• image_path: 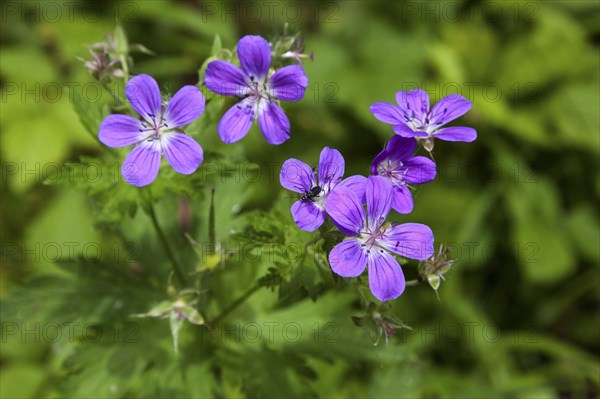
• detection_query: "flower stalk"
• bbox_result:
[210,284,262,324]
[146,197,188,287]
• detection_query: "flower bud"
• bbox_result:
[418,244,455,296]
[420,137,435,152]
[353,302,411,346]
[81,39,123,81]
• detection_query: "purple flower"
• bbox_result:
[371,136,436,214]
[280,147,367,232]
[205,35,308,145]
[370,89,476,151]
[326,176,434,302]
[99,74,205,187]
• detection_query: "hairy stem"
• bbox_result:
[405,279,422,287]
[120,54,130,82]
[211,284,262,324]
[147,199,187,287]
[208,187,216,252]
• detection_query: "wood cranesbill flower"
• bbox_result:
[326,176,434,302]
[370,89,477,151]
[371,135,436,214]
[99,74,205,187]
[204,35,308,145]
[280,147,366,232]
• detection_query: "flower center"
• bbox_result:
[140,113,170,140]
[377,159,408,186]
[247,75,270,102]
[405,112,443,134]
[358,226,389,255]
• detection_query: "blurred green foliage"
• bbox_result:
[1,1,599,398]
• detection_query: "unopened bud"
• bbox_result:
[418,244,455,295]
[421,137,434,152]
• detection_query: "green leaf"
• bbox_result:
[70,88,109,139]
[129,43,155,55]
[549,82,600,154]
[211,34,222,55]
[0,364,46,399]
[506,181,575,283]
[113,25,129,56]
[565,205,600,261]
[45,156,140,226]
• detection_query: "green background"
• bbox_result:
[1,0,598,398]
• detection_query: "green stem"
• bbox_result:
[211,284,261,324]
[208,187,216,252]
[120,54,130,82]
[354,284,369,306]
[304,233,321,248]
[147,199,187,287]
[405,279,421,287]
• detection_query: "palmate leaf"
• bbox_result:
[44,156,139,226]
[60,314,216,398]
[2,254,190,397]
[70,88,111,140]
[256,267,284,290]
[208,292,417,398]
[11,259,158,324]
[229,210,285,246]
[45,154,211,227]
[214,344,317,399]
[59,319,177,398]
[228,202,331,303]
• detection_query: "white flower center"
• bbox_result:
[404,111,443,135]
[357,226,390,255]
[140,113,170,141]
[377,159,408,186]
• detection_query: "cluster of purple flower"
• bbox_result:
[97,33,476,303]
[99,35,307,186]
[280,89,476,302]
